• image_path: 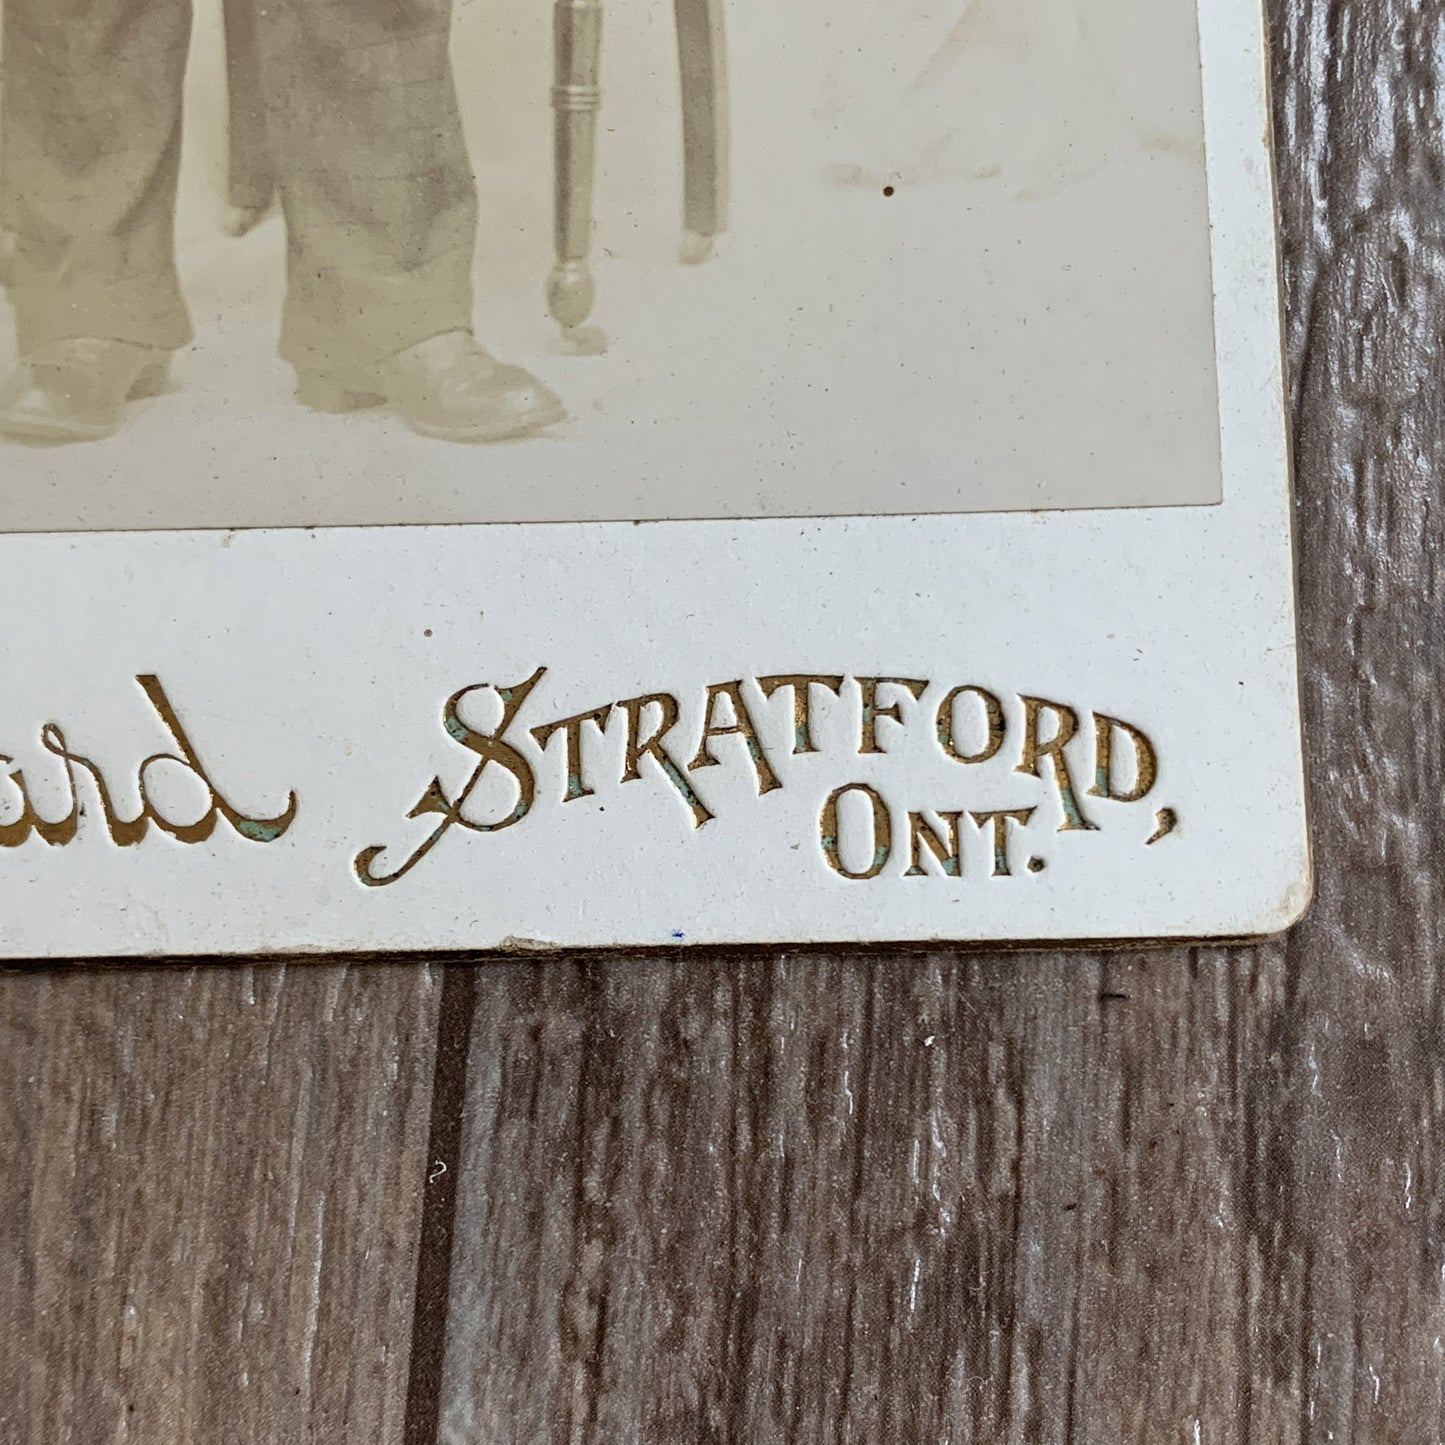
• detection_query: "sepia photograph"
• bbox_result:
[0,0,1220,531]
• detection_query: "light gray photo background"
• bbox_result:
[0,0,1220,532]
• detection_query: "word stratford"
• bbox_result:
[356,668,1167,887]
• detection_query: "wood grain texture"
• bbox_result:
[0,964,441,1445]
[432,3,1445,1440]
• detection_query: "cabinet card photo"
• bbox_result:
[0,0,1308,959]
[1,0,1217,530]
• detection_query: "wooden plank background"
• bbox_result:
[0,966,443,1444]
[4,0,1443,1439]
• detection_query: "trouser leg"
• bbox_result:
[223,0,274,212]
[252,0,479,372]
[2,0,194,355]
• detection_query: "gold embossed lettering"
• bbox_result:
[619,693,714,828]
[936,685,1006,765]
[531,704,613,802]
[757,674,845,754]
[820,782,892,880]
[905,811,963,877]
[856,677,928,755]
[41,725,149,845]
[355,668,543,887]
[133,676,297,845]
[29,677,297,850]
[688,681,782,795]
[0,758,42,848]
[969,807,1036,877]
[1087,713,1159,803]
[1015,696,1098,832]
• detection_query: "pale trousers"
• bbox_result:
[1,0,478,369]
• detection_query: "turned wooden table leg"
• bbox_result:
[549,0,605,349]
[674,0,729,264]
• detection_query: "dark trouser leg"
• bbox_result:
[223,0,274,213]
[252,0,478,373]
[2,0,194,356]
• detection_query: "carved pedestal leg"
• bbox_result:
[674,0,729,264]
[549,0,606,352]
[221,0,274,237]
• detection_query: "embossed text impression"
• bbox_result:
[355,669,1174,887]
[0,671,1173,891]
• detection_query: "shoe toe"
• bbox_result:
[0,367,118,445]
[401,362,566,443]
[492,365,567,431]
[0,341,162,445]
